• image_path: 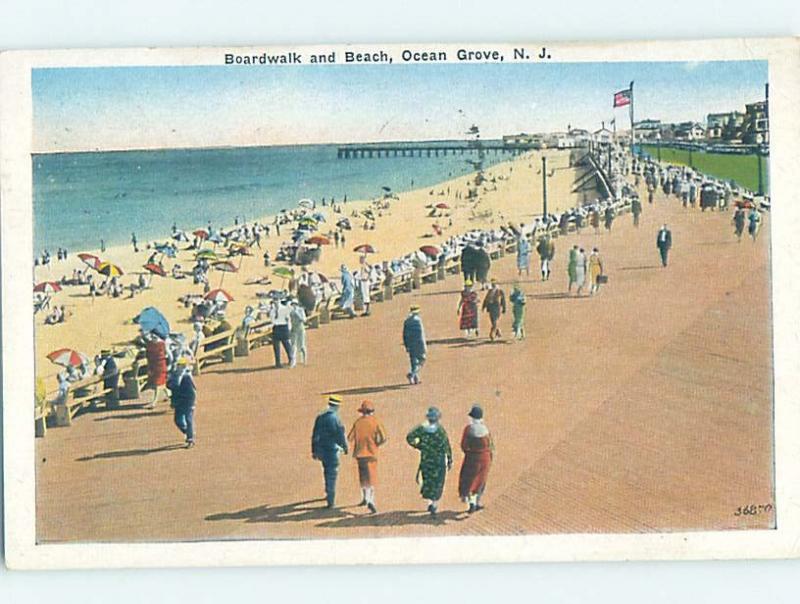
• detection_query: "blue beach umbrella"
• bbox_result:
[134,306,171,339]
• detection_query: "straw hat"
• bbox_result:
[410,304,420,313]
[328,394,343,406]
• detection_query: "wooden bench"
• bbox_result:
[195,328,236,374]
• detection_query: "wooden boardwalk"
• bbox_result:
[35,189,774,542]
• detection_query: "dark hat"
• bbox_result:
[468,405,484,419]
[426,406,441,420]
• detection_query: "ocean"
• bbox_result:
[32,142,506,254]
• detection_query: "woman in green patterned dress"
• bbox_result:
[406,406,453,516]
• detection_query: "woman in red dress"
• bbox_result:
[458,404,494,513]
[145,334,168,409]
[456,280,479,337]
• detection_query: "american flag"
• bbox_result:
[613,88,632,108]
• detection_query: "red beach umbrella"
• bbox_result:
[193,229,209,240]
[306,235,331,246]
[143,263,166,277]
[204,288,234,303]
[78,253,101,270]
[47,348,89,368]
[419,245,440,258]
[33,281,62,294]
[353,244,376,254]
[435,202,450,209]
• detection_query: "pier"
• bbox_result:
[336,143,538,159]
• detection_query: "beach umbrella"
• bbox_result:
[214,260,238,273]
[193,229,209,240]
[195,249,218,261]
[213,260,238,286]
[298,198,315,209]
[419,245,440,258]
[298,217,318,229]
[97,262,124,278]
[204,288,234,303]
[272,266,294,279]
[47,348,89,368]
[143,263,166,277]
[78,252,101,270]
[336,218,352,230]
[312,212,327,223]
[353,244,376,254]
[172,230,189,242]
[33,281,62,294]
[435,202,450,210]
[382,186,392,192]
[134,306,171,339]
[306,235,330,246]
[207,232,224,245]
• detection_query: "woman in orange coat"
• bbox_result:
[458,404,494,514]
[347,400,387,514]
[145,333,168,409]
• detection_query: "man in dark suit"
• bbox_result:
[656,224,672,267]
[311,395,348,508]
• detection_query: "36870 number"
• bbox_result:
[734,504,773,516]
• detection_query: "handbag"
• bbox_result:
[597,274,609,284]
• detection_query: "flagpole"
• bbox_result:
[629,80,635,152]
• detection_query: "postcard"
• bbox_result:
[2,38,800,569]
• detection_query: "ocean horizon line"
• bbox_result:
[32,136,509,157]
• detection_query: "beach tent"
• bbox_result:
[204,288,234,303]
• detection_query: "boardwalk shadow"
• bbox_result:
[94,410,168,422]
[205,498,349,524]
[619,265,662,271]
[323,383,411,396]
[206,365,281,376]
[315,509,466,529]
[427,337,472,346]
[76,443,186,461]
[528,292,580,300]
[452,339,513,349]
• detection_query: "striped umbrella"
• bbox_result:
[33,281,62,294]
[97,262,124,277]
[47,348,89,368]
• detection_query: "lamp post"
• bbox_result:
[656,133,662,163]
[757,149,764,197]
[541,155,548,218]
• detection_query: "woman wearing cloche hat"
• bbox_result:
[347,400,387,514]
[458,404,494,514]
[406,406,453,516]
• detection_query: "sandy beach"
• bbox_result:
[34,149,584,385]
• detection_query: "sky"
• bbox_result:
[31,60,768,153]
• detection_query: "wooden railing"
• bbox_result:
[36,198,633,436]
